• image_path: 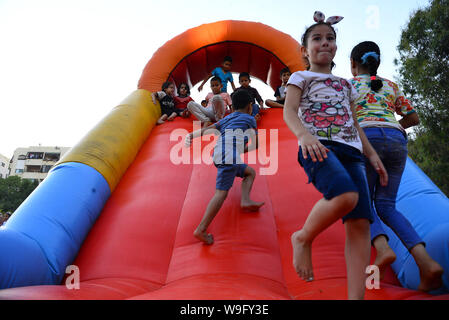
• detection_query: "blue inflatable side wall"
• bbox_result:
[0,162,110,289]
[387,158,449,294]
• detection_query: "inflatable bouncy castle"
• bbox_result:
[0,20,448,300]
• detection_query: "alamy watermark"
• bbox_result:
[169,121,279,176]
[65,265,80,290]
[366,5,380,30]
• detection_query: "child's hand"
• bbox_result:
[152,95,158,105]
[198,84,203,92]
[299,133,329,162]
[185,133,193,148]
[368,154,389,187]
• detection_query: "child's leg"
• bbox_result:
[344,218,371,300]
[372,234,396,280]
[187,101,212,123]
[240,166,264,211]
[291,192,358,281]
[265,99,284,108]
[211,95,225,121]
[410,244,444,292]
[157,114,168,124]
[194,189,228,245]
[167,112,177,121]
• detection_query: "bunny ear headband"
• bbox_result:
[313,11,344,25]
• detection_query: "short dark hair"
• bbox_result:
[239,72,250,80]
[232,89,252,110]
[280,67,291,77]
[210,76,222,84]
[201,100,207,105]
[161,81,173,91]
[223,56,232,63]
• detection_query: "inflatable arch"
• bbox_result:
[0,20,448,300]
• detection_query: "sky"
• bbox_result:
[0,0,430,159]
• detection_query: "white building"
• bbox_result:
[9,146,71,183]
[0,153,10,179]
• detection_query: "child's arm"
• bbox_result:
[198,73,212,92]
[230,81,236,92]
[283,85,329,162]
[151,92,158,105]
[244,129,258,153]
[351,102,388,186]
[398,112,419,130]
[185,123,217,147]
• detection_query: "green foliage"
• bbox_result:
[396,0,449,195]
[0,176,39,213]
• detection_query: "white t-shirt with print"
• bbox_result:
[287,70,363,152]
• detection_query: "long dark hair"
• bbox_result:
[351,41,383,92]
[301,22,337,71]
[178,82,190,97]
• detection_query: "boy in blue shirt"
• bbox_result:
[185,90,264,245]
[198,56,236,93]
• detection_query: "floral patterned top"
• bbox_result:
[288,71,362,152]
[350,75,416,131]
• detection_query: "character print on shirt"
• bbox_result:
[302,78,357,141]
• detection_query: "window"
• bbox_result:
[1,162,4,167]
[41,165,52,173]
[15,169,24,174]
[27,152,44,160]
[25,165,41,173]
[43,153,60,161]
[18,155,26,160]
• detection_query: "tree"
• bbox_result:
[0,176,39,213]
[396,0,449,195]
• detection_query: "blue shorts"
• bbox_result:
[215,163,248,191]
[298,140,374,223]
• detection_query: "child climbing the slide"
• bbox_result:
[350,41,444,292]
[185,90,265,245]
[198,56,236,93]
[174,82,193,118]
[283,11,388,300]
[232,72,264,121]
[187,77,232,127]
[152,81,181,125]
[266,67,291,108]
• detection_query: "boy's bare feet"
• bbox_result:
[194,228,214,245]
[374,246,396,280]
[156,119,165,125]
[291,230,314,282]
[203,121,212,128]
[241,200,264,212]
[418,261,444,292]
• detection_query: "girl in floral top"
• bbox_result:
[350,41,443,292]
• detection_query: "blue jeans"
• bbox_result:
[252,104,260,117]
[364,127,424,251]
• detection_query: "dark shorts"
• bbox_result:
[215,163,248,191]
[161,106,181,117]
[298,140,374,223]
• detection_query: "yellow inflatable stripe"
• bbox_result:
[57,89,160,191]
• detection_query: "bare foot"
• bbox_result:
[203,121,212,128]
[291,230,314,281]
[241,200,264,212]
[156,119,165,125]
[418,261,444,292]
[374,247,396,280]
[194,228,214,245]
